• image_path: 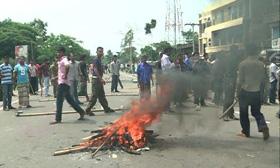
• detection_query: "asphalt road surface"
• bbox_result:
[0,73,279,168]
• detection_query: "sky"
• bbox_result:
[0,0,210,54]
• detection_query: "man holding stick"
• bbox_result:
[237,44,269,140]
[50,47,85,124]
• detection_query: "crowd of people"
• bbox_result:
[136,44,280,141]
[0,44,279,140]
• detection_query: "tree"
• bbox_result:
[0,19,37,59]
[145,19,157,34]
[140,45,158,61]
[120,29,137,63]
[104,50,114,65]
[152,41,172,53]
[36,34,89,62]
[181,29,199,45]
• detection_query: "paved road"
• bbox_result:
[0,73,279,168]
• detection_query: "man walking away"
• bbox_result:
[68,53,82,104]
[50,56,58,98]
[269,57,279,104]
[29,60,38,95]
[137,55,154,100]
[237,44,269,140]
[41,59,51,97]
[110,55,121,92]
[0,56,15,111]
[85,47,115,116]
[78,54,89,102]
[50,47,85,124]
[13,56,31,109]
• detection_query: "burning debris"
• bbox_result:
[54,76,172,157]
[54,98,167,157]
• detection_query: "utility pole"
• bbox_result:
[185,23,200,53]
[173,0,177,46]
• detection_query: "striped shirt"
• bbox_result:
[0,63,13,84]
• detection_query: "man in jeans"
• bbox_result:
[85,47,115,116]
[110,55,120,92]
[68,53,82,104]
[0,56,15,111]
[237,45,269,140]
[50,47,85,124]
[269,57,279,104]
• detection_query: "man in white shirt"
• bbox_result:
[110,55,121,92]
[68,53,82,104]
[269,57,279,104]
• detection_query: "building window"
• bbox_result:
[272,26,280,39]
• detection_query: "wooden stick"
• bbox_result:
[218,99,239,119]
[91,129,119,158]
[39,94,139,102]
[16,108,127,117]
[53,146,88,156]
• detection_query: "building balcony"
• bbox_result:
[203,0,237,13]
[205,43,243,53]
[204,17,243,33]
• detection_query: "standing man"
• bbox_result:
[68,53,82,104]
[110,55,121,92]
[50,56,58,98]
[41,59,51,97]
[192,56,210,109]
[269,57,279,104]
[223,46,240,121]
[29,60,38,95]
[78,54,89,102]
[85,47,115,116]
[237,45,269,140]
[13,56,31,109]
[211,53,225,106]
[137,55,154,100]
[0,56,15,111]
[50,47,85,124]
[160,48,174,112]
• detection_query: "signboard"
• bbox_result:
[15,45,28,58]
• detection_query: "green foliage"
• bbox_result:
[145,19,157,34]
[104,50,114,65]
[181,29,199,44]
[37,34,89,63]
[140,45,158,61]
[0,19,37,59]
[152,41,172,53]
[120,29,137,63]
[0,19,89,63]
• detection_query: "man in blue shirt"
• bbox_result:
[137,55,154,100]
[13,56,31,109]
[0,56,15,111]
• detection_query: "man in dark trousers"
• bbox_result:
[50,47,85,124]
[137,55,154,100]
[223,46,240,121]
[192,56,210,109]
[237,44,269,140]
[110,55,120,92]
[85,47,115,116]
